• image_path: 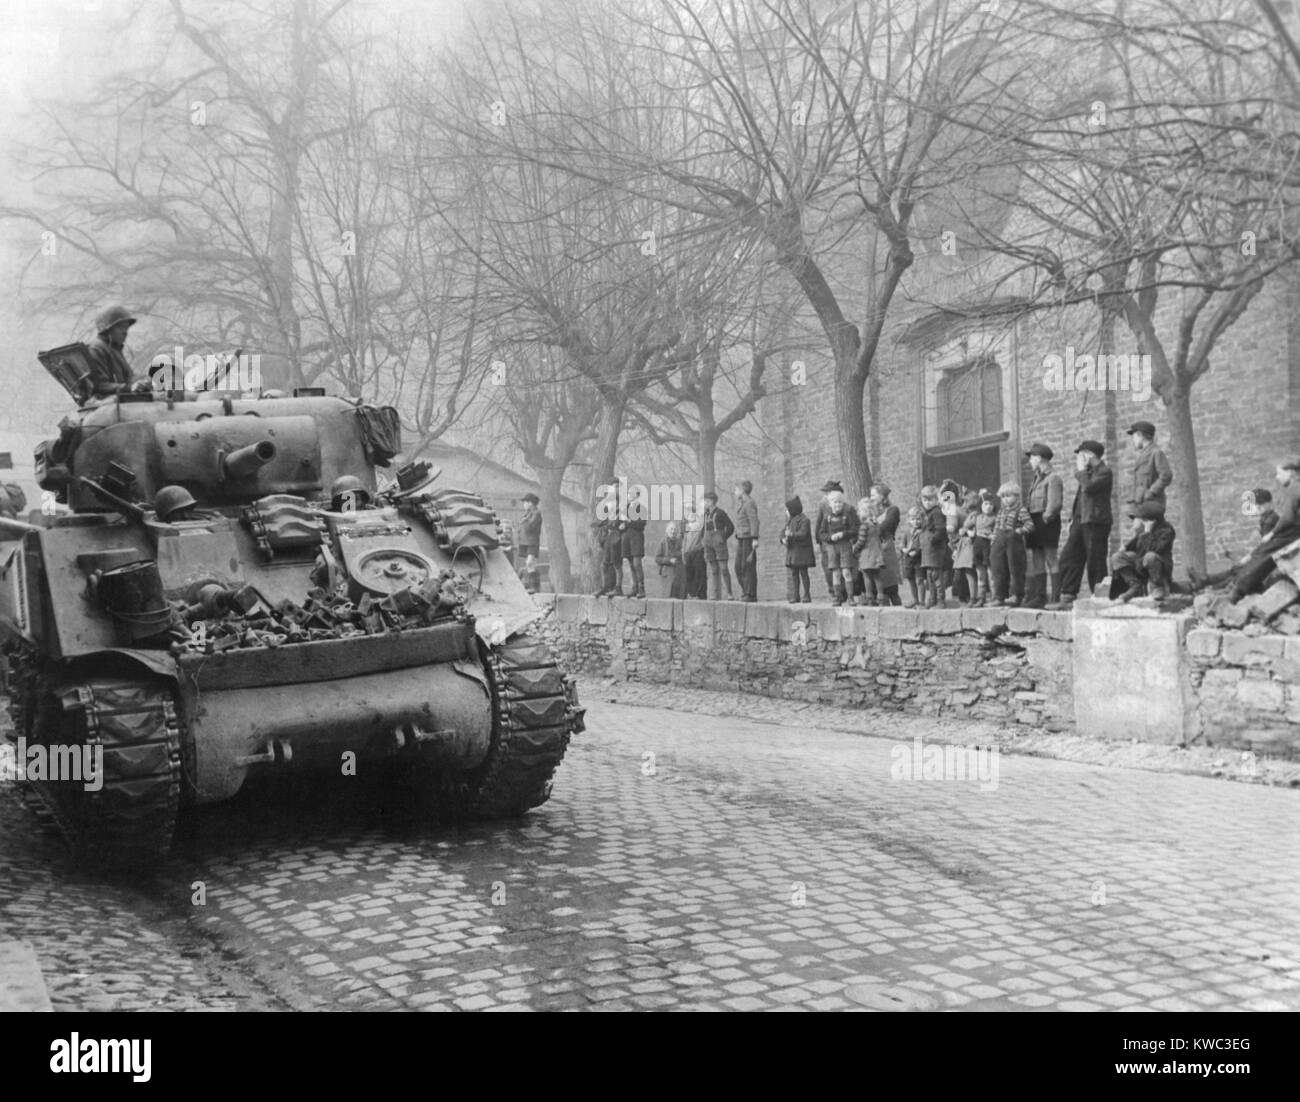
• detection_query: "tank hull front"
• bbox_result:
[181,659,494,804]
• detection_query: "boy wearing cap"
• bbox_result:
[517,493,543,562]
[1024,444,1063,608]
[1048,440,1113,609]
[1110,501,1176,601]
[1230,458,1300,602]
[1124,421,1173,512]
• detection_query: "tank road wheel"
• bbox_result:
[26,673,183,871]
[445,633,584,819]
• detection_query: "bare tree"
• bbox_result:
[951,0,1299,570]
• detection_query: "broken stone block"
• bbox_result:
[1254,578,1300,622]
[1272,609,1300,635]
[1214,599,1250,629]
[1272,537,1300,584]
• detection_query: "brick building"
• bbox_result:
[751,266,1300,601]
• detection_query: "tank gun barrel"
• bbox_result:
[221,440,277,481]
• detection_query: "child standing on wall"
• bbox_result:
[989,482,1035,606]
[952,492,980,607]
[918,486,948,608]
[901,505,925,607]
[971,489,997,607]
[779,495,815,604]
[853,495,885,605]
[819,490,859,606]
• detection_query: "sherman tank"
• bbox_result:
[0,349,584,869]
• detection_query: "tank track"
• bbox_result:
[5,648,182,869]
[445,632,585,818]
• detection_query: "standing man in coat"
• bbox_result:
[1048,440,1114,609]
[1124,420,1173,513]
[1024,444,1064,608]
[733,480,760,602]
[517,493,543,562]
[701,491,735,601]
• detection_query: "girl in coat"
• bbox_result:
[779,495,815,603]
[868,484,902,605]
[852,495,885,604]
[952,492,980,606]
[819,490,860,606]
[918,485,948,607]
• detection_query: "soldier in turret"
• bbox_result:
[83,306,138,400]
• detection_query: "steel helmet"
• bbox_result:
[154,485,196,520]
[330,475,370,509]
[94,305,137,334]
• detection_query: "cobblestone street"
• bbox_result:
[2,691,1299,1012]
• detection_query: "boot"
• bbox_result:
[1046,593,1076,611]
[1023,575,1046,610]
[833,581,847,606]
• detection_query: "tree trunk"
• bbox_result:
[835,359,874,499]
[696,429,717,494]
[1165,381,1207,574]
[535,465,572,593]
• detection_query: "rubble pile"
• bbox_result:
[168,570,471,655]
[1193,545,1300,635]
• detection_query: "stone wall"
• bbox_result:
[537,596,1300,758]
[543,596,1074,732]
[1185,627,1300,757]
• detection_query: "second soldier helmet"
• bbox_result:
[330,475,370,508]
[154,485,196,520]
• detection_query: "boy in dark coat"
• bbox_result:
[619,487,647,598]
[1110,501,1176,601]
[918,485,948,608]
[1049,440,1114,609]
[779,495,815,603]
[900,506,925,607]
